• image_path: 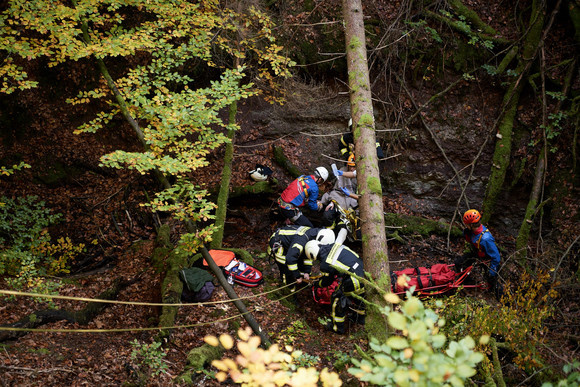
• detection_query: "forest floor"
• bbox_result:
[1,88,578,387]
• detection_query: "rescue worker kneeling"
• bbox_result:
[268,226,336,304]
[305,240,365,334]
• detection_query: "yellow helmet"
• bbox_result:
[347,153,356,167]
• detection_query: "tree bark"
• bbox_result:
[76,8,270,346]
[342,0,390,341]
[211,101,237,249]
[482,0,546,223]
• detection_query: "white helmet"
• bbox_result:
[249,164,273,182]
[249,169,268,181]
[305,240,320,260]
[348,118,353,129]
[314,167,329,183]
[316,229,335,245]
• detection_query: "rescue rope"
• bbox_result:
[0,283,310,334]
[0,280,297,307]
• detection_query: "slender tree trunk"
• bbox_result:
[76,6,270,346]
[211,101,237,249]
[482,0,546,223]
[342,0,390,341]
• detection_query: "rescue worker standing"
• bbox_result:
[268,226,335,302]
[339,119,384,160]
[454,209,503,298]
[278,167,329,227]
[305,240,365,334]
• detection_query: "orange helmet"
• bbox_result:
[463,209,481,224]
[347,153,356,167]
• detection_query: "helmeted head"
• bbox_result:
[463,209,481,225]
[316,228,335,245]
[305,240,320,261]
[314,167,329,183]
[347,153,356,167]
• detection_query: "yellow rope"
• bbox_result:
[0,284,309,334]
[0,281,296,307]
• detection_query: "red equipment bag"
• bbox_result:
[312,277,340,305]
[223,259,264,287]
[391,263,456,293]
[204,249,264,287]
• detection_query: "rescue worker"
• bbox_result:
[278,167,329,227]
[322,153,359,211]
[268,226,335,301]
[339,118,384,160]
[321,153,359,243]
[305,240,365,334]
[454,209,503,298]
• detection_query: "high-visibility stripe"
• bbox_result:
[298,177,309,198]
[291,243,304,253]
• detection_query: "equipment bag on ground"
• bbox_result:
[204,249,264,287]
[179,267,216,302]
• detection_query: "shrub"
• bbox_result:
[129,339,169,384]
[0,195,85,301]
[204,327,342,386]
[348,291,485,386]
[429,271,557,371]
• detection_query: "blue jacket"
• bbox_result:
[280,175,320,211]
[464,225,501,277]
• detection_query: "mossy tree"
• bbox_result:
[0,0,273,343]
[482,0,546,222]
[342,0,390,341]
[210,2,293,249]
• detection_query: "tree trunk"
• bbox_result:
[482,0,546,223]
[78,12,269,345]
[342,0,390,341]
[211,101,237,249]
[0,279,126,342]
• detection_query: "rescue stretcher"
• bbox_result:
[390,262,490,297]
[312,261,490,304]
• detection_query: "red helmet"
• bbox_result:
[463,209,481,224]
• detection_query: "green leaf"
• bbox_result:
[386,337,409,350]
[388,311,407,331]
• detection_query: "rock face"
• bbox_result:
[238,84,526,237]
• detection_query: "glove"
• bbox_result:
[341,187,351,196]
[335,169,344,176]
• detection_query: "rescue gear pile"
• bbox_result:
[203,249,263,287]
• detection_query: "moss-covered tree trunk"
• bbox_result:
[210,101,237,249]
[342,0,390,341]
[515,151,545,265]
[482,0,546,223]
